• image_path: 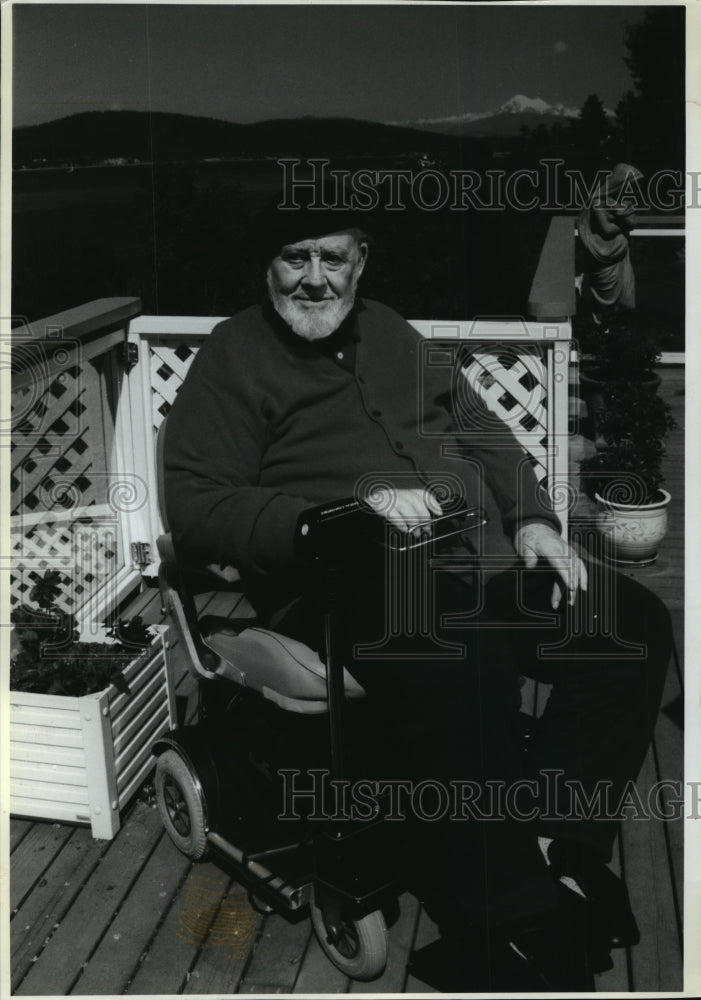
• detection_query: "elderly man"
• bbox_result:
[164,207,670,989]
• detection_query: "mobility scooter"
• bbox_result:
[151,421,486,980]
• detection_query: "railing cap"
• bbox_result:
[12,297,142,343]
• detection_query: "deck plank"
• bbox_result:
[11,828,111,992]
[15,802,163,996]
[69,832,191,995]
[404,906,441,993]
[10,819,34,853]
[292,929,351,993]
[237,910,312,993]
[10,822,76,912]
[652,660,684,920]
[182,881,262,995]
[621,747,683,992]
[124,862,232,995]
[591,836,631,992]
[669,607,684,688]
[124,586,164,625]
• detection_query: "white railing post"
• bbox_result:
[80,689,120,839]
[547,325,573,536]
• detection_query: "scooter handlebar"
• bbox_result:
[295,495,487,564]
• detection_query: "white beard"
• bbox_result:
[267,272,359,342]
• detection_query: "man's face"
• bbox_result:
[266,230,367,341]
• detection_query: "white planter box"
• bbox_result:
[9,626,175,839]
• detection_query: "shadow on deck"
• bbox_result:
[8,370,684,995]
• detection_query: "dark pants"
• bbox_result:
[277,556,672,925]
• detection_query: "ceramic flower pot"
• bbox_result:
[594,488,671,565]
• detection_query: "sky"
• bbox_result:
[11,2,649,128]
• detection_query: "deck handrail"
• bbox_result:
[11,297,142,391]
[628,213,685,236]
[12,296,142,343]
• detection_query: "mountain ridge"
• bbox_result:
[387,93,615,136]
[13,109,457,167]
[12,97,615,168]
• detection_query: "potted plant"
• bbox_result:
[9,571,175,839]
[576,314,677,564]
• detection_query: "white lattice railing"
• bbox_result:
[128,311,573,566]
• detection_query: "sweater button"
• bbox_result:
[395,440,404,450]
[372,409,383,417]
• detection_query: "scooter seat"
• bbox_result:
[202,625,366,714]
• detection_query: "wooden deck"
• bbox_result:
[7,369,684,995]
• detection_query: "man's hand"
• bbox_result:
[364,486,443,535]
[514,522,588,609]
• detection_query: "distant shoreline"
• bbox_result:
[13,157,285,173]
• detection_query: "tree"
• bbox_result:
[619,8,685,171]
[570,93,612,153]
[614,90,642,164]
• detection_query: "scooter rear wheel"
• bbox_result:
[155,749,208,859]
[310,888,387,981]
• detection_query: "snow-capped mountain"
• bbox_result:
[387,94,612,137]
[498,94,581,118]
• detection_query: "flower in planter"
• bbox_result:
[579,378,676,504]
[576,313,661,380]
[29,570,64,609]
[10,570,156,698]
[575,308,677,506]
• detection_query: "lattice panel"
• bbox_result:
[147,339,551,480]
[150,341,200,431]
[10,513,119,616]
[11,350,123,617]
[10,364,99,516]
[460,346,549,480]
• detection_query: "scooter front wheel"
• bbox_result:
[155,749,209,860]
[310,888,387,981]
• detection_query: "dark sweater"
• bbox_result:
[164,298,557,619]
